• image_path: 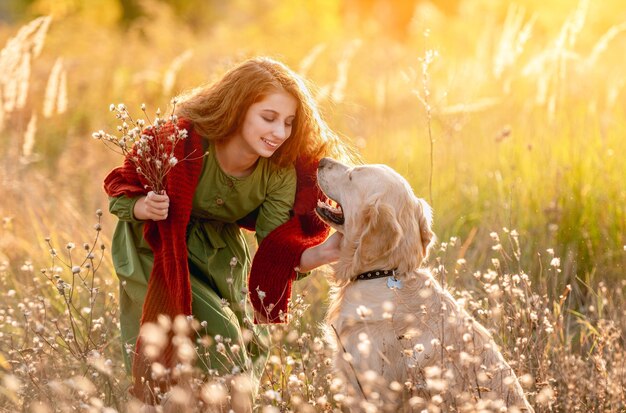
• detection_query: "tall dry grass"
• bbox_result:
[0,0,624,411]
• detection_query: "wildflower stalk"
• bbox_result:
[415,49,439,208]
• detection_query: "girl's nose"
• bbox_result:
[273,123,287,140]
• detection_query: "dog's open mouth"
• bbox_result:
[316,198,344,225]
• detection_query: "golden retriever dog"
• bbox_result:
[316,158,534,412]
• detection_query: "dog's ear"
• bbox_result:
[355,198,403,263]
[415,197,434,258]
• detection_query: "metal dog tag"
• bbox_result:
[387,276,402,290]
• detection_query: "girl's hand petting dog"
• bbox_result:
[318,231,343,262]
[297,231,343,273]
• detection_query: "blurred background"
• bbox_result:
[1,1,625,410]
[1,0,625,319]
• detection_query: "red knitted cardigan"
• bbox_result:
[103,119,329,399]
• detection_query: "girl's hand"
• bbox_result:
[317,231,342,263]
[297,231,343,273]
[133,191,169,221]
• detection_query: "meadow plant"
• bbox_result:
[414,47,439,208]
[92,102,196,194]
[0,16,57,178]
[429,229,625,412]
[0,210,125,411]
[0,215,624,412]
[253,228,624,412]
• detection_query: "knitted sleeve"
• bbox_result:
[248,156,329,323]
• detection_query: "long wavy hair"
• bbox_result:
[174,56,358,168]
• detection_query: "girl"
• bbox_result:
[104,56,357,403]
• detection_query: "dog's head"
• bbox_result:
[316,157,435,279]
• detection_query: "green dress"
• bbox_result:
[108,142,296,385]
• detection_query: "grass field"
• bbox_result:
[0,0,624,411]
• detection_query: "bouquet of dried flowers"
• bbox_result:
[92,99,190,193]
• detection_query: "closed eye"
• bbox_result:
[263,117,294,128]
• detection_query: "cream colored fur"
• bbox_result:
[316,158,534,412]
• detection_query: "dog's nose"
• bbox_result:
[318,157,331,170]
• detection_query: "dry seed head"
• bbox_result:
[536,386,555,404]
[430,394,443,405]
[21,113,37,160]
[65,376,97,396]
[157,314,172,331]
[357,340,371,356]
[168,386,192,406]
[140,322,167,349]
[503,375,516,386]
[356,305,372,319]
[263,389,280,401]
[200,381,228,405]
[172,314,190,336]
[43,57,67,118]
[3,76,18,113]
[163,50,193,96]
[424,365,442,379]
[150,362,166,380]
[57,69,68,115]
[175,340,195,364]
[15,53,31,110]
[426,378,447,392]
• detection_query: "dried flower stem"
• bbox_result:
[415,49,438,208]
[93,100,194,193]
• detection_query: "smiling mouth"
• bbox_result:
[316,198,344,225]
[261,137,279,148]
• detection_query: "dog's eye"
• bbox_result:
[348,171,353,181]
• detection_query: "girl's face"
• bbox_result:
[236,90,298,158]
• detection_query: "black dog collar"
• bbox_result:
[354,269,397,281]
[354,269,402,289]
